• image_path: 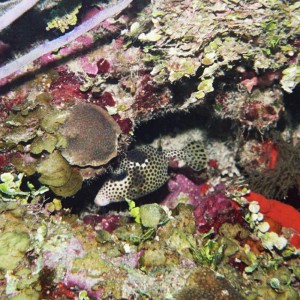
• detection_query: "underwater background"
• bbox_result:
[0,0,300,299]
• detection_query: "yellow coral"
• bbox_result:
[46,4,82,33]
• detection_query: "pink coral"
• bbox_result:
[163,175,242,233]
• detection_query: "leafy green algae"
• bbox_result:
[130,0,300,104]
[0,231,30,271]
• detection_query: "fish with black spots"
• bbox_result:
[95,141,207,206]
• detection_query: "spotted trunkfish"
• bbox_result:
[95,141,207,206]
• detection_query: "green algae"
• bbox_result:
[139,203,168,228]
[280,65,300,93]
[0,231,30,271]
[0,173,26,199]
[30,133,58,155]
[46,0,82,33]
[37,151,72,187]
[9,288,40,300]
[35,151,82,197]
[71,251,111,277]
[50,168,82,197]
[40,110,67,134]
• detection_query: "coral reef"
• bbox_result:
[0,0,300,299]
[0,182,300,299]
[0,97,123,196]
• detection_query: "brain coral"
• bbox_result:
[60,103,121,167]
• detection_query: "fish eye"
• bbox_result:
[111,170,128,181]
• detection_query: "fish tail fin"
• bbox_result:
[182,141,207,171]
[165,149,185,160]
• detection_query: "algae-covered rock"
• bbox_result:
[11,155,38,176]
[96,229,113,244]
[166,228,196,255]
[3,126,38,144]
[3,97,52,145]
[113,223,143,242]
[172,203,196,234]
[139,249,167,267]
[71,251,112,277]
[15,268,40,290]
[176,266,245,300]
[0,231,30,271]
[219,223,249,240]
[221,237,240,257]
[139,203,168,228]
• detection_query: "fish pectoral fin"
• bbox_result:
[131,170,146,188]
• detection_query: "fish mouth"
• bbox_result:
[94,194,111,206]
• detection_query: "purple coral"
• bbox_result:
[163,174,242,233]
[162,174,202,208]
